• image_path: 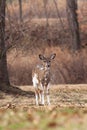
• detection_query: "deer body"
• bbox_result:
[32,54,56,105]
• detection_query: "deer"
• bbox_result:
[32,53,56,105]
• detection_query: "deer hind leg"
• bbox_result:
[38,84,45,105]
[32,74,39,105]
[35,91,39,105]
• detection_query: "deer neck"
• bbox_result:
[43,67,50,79]
[42,65,50,72]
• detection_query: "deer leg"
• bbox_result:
[41,91,45,105]
[46,89,50,105]
[39,92,42,103]
[35,91,39,105]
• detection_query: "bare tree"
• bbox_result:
[66,0,81,51]
[43,0,49,42]
[18,0,23,23]
[53,0,65,32]
[0,0,10,89]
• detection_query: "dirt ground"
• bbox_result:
[0,84,87,109]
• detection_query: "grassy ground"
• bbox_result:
[0,84,87,130]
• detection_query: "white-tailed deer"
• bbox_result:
[32,53,56,105]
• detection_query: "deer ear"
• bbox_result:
[39,54,45,60]
[50,53,56,60]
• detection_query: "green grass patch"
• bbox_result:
[0,107,87,130]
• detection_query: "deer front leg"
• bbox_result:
[46,89,50,105]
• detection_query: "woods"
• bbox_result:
[0,0,87,86]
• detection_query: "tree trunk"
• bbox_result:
[43,0,49,41]
[0,0,10,89]
[66,0,81,51]
[18,0,23,23]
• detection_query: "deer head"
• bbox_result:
[39,53,56,70]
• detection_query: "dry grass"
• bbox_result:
[7,47,87,85]
[0,84,87,108]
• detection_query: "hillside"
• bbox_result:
[0,84,87,130]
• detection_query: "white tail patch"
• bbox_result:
[32,73,39,87]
